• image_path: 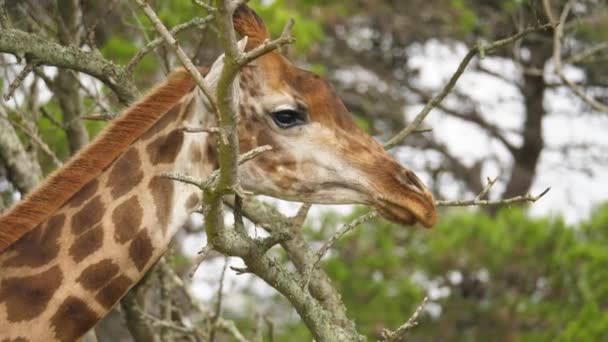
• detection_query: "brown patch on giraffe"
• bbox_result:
[3,214,64,268]
[76,259,120,291]
[107,147,144,199]
[238,103,246,116]
[247,104,257,115]
[256,129,277,149]
[71,196,104,235]
[239,136,254,152]
[146,130,185,165]
[149,176,174,233]
[69,224,104,263]
[112,196,143,244]
[50,296,99,342]
[140,104,181,141]
[185,193,200,210]
[255,153,276,173]
[206,143,218,170]
[0,265,63,322]
[68,179,99,208]
[248,85,260,97]
[274,172,299,190]
[129,229,153,271]
[190,143,203,163]
[0,68,208,252]
[95,274,131,309]
[1,338,29,342]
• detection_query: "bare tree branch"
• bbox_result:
[381,297,429,342]
[543,0,608,113]
[384,22,555,149]
[0,28,138,104]
[125,15,215,75]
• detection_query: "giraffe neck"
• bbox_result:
[0,88,218,341]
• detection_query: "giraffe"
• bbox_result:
[0,5,437,341]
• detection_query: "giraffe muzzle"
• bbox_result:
[373,169,438,228]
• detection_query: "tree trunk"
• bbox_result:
[502,40,553,199]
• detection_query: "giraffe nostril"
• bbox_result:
[396,169,426,194]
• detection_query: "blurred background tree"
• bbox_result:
[1,0,607,341]
[277,205,608,341]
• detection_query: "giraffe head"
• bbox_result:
[211,5,437,227]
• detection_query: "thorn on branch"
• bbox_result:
[230,265,252,275]
[255,230,292,254]
[474,177,498,201]
[188,244,214,277]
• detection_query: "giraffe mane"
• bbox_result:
[0,66,208,252]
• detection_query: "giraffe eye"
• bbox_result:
[271,109,307,129]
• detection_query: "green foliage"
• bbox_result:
[249,2,325,52]
[449,0,478,35]
[101,36,140,65]
[277,206,608,341]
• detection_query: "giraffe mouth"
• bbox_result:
[375,195,437,228]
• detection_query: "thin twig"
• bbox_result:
[159,259,250,341]
[543,0,608,113]
[474,177,497,201]
[158,262,174,341]
[0,0,11,29]
[300,211,379,289]
[133,0,218,113]
[380,297,428,341]
[182,126,220,134]
[215,320,251,342]
[384,23,554,149]
[209,257,229,342]
[0,108,62,167]
[3,63,36,101]
[192,0,217,13]
[161,145,272,190]
[126,15,215,74]
[436,187,551,207]
[565,42,608,65]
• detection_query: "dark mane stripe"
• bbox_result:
[0,67,207,252]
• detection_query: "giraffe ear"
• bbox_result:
[233,4,270,51]
[237,36,249,53]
